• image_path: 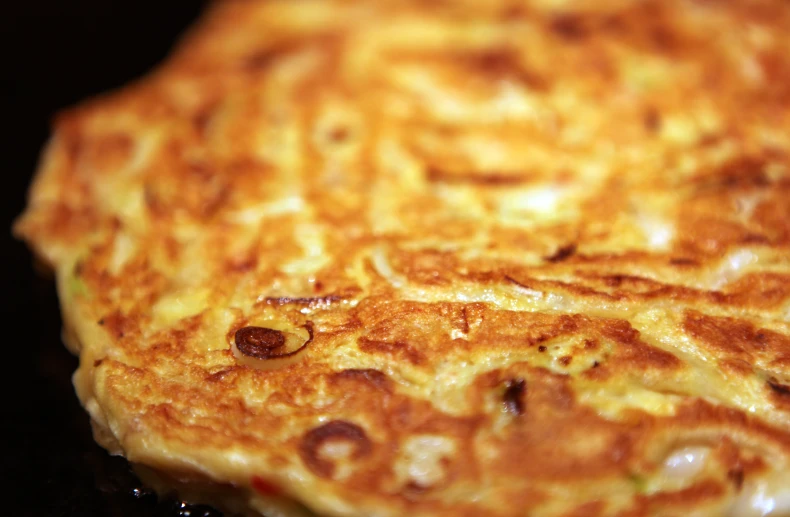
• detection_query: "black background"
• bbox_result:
[1,2,225,515]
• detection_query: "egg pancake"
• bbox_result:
[13,0,790,515]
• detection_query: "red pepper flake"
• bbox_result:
[251,475,282,497]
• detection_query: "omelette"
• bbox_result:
[13,0,790,515]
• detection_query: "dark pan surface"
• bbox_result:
[2,2,221,515]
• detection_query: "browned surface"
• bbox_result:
[14,0,790,515]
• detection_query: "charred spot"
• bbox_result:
[545,243,577,263]
[503,378,527,416]
[583,339,598,350]
[550,14,588,41]
[538,345,547,353]
[558,355,573,366]
[93,359,104,368]
[299,420,372,478]
[592,361,601,368]
[97,318,105,326]
[768,378,790,398]
[234,327,286,359]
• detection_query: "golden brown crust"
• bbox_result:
[14,0,790,515]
